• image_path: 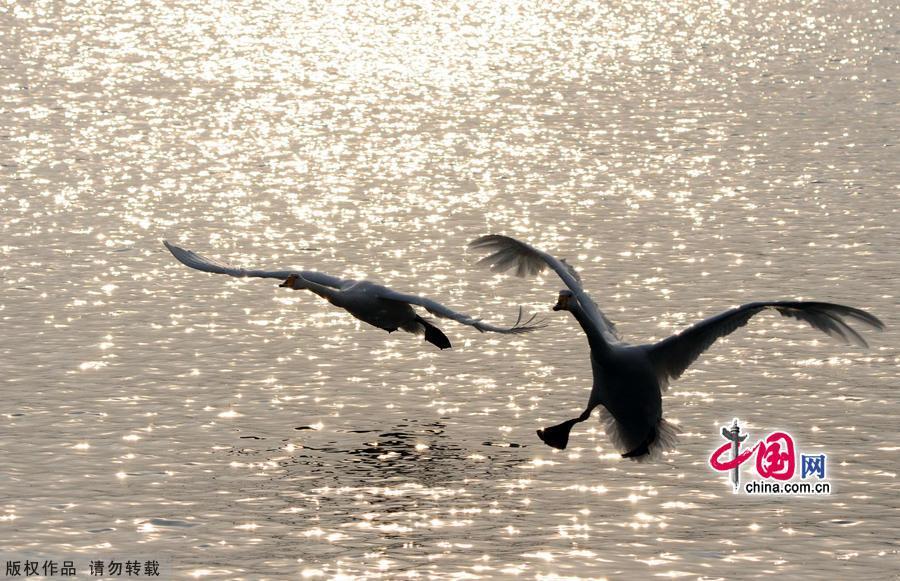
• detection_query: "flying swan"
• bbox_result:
[164,241,543,350]
[470,234,884,460]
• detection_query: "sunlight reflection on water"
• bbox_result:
[2,0,898,578]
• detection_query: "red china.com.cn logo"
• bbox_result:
[708,419,831,495]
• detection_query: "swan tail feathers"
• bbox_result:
[620,419,680,462]
[599,407,679,462]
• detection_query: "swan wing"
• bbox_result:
[376,288,545,334]
[648,301,884,384]
[468,234,620,342]
[163,240,348,288]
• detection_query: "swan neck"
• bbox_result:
[300,279,339,303]
[569,302,611,355]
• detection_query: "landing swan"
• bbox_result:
[470,234,884,460]
[164,241,543,350]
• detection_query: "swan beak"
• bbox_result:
[280,275,298,288]
[552,295,568,311]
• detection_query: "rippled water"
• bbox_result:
[2,0,898,578]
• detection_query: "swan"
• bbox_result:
[469,234,884,460]
[164,241,543,350]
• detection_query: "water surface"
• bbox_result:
[2,0,898,578]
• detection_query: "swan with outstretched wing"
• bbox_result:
[164,240,543,350]
[470,234,884,460]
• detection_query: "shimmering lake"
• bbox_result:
[2,0,898,578]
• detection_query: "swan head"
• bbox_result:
[279,274,300,289]
[553,290,575,311]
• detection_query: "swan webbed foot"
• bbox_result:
[621,442,651,459]
[537,418,580,450]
